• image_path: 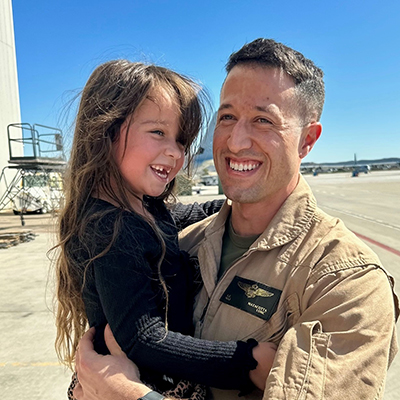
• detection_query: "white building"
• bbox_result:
[0,0,22,206]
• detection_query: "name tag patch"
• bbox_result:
[220,276,282,321]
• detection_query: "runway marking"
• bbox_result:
[0,362,62,367]
[321,205,400,232]
[352,232,400,257]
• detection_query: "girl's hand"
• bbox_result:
[249,342,278,390]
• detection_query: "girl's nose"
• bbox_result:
[165,139,183,159]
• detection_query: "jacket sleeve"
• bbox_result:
[91,236,257,391]
[263,265,398,400]
[170,199,225,231]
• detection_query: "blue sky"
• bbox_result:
[12,0,400,163]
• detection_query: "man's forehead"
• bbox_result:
[217,101,280,116]
[222,64,295,90]
[219,66,296,109]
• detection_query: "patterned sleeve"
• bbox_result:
[170,199,225,231]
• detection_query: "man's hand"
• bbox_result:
[73,325,152,400]
[249,342,277,390]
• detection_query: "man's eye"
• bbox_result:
[219,114,234,121]
[257,117,272,124]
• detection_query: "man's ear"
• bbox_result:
[299,122,322,159]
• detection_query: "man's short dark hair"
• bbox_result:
[226,38,325,122]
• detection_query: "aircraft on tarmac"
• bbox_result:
[301,154,400,175]
[351,154,370,176]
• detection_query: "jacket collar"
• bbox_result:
[205,175,317,250]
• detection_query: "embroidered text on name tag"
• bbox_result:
[220,276,282,321]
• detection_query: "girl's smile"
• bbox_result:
[150,164,173,180]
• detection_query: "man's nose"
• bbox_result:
[226,120,252,153]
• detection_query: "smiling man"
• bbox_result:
[212,64,321,234]
[74,39,399,400]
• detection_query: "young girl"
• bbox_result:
[55,60,274,399]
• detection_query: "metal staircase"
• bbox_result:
[0,123,66,225]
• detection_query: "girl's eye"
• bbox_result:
[151,130,164,136]
[177,141,185,151]
[175,134,186,150]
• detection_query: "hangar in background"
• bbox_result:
[0,0,22,205]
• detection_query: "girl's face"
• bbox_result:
[113,88,185,201]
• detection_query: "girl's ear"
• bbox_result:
[299,122,322,159]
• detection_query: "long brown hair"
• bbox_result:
[54,60,208,369]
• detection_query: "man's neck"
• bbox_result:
[230,202,277,237]
[230,178,299,237]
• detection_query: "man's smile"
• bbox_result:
[227,158,261,173]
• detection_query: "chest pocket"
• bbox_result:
[241,291,300,344]
[216,276,300,343]
[220,276,282,321]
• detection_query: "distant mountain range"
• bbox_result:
[195,112,216,164]
[301,157,400,167]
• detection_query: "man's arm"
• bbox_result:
[74,325,153,400]
[74,326,277,399]
[263,266,398,400]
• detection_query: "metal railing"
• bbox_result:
[7,123,66,163]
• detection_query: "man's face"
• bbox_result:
[213,65,313,205]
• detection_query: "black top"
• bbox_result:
[72,197,257,391]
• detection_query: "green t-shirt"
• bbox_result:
[218,214,260,280]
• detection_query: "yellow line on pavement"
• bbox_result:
[0,362,63,367]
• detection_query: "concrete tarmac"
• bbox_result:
[0,213,72,399]
[0,169,399,399]
[306,170,400,400]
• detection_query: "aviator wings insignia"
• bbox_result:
[238,282,274,299]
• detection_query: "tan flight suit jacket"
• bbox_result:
[179,176,399,400]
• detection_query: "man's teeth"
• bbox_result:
[229,161,259,172]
